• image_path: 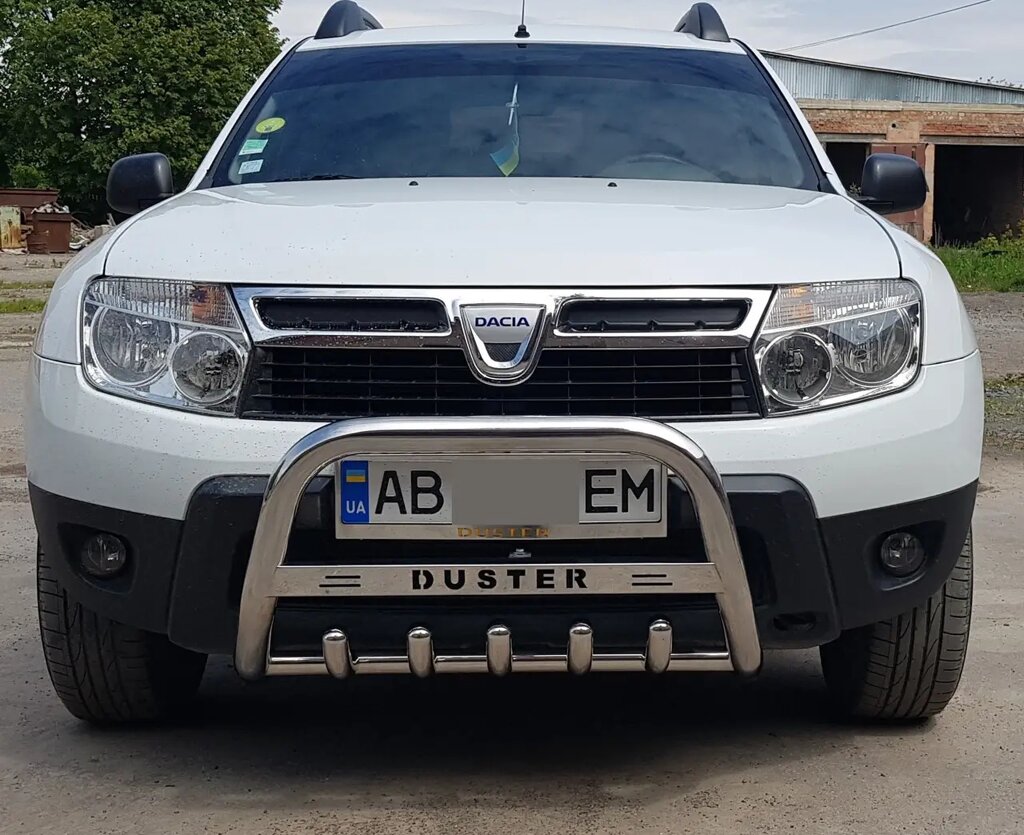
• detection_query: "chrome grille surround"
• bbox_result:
[233,287,772,420]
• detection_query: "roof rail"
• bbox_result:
[315,1,382,40]
[675,3,730,43]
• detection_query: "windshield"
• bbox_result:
[213,43,820,190]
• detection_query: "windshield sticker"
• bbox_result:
[238,159,264,175]
[490,83,521,177]
[239,139,268,156]
[255,117,286,135]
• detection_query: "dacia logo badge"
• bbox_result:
[459,303,546,385]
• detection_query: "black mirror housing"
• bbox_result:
[859,153,927,216]
[107,153,175,216]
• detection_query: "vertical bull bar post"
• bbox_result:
[235,416,762,680]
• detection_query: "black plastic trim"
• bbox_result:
[315,1,381,40]
[254,297,448,332]
[28,477,979,658]
[675,3,730,42]
[557,299,749,333]
[30,485,184,634]
[821,481,977,630]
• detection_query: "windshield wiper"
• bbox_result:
[267,173,363,183]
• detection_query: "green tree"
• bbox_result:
[0,1,281,216]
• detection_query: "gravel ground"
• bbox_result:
[0,252,73,285]
[963,293,1024,380]
[0,259,1021,833]
[0,439,1020,834]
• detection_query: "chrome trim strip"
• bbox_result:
[237,416,762,680]
[265,656,328,676]
[265,649,735,676]
[666,652,733,672]
[435,655,488,675]
[352,656,410,675]
[233,286,773,350]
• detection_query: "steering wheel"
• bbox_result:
[599,153,718,181]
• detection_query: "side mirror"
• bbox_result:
[858,153,927,216]
[106,153,175,216]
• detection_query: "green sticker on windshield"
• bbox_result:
[255,117,286,135]
[239,139,268,156]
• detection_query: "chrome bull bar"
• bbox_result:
[235,417,762,681]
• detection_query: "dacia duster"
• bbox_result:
[26,2,983,724]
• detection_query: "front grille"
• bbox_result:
[557,299,749,333]
[241,347,761,420]
[254,298,448,333]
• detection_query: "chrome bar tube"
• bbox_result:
[645,620,673,674]
[567,624,594,675]
[486,625,513,677]
[407,627,434,678]
[322,629,353,679]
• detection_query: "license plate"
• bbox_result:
[336,456,667,540]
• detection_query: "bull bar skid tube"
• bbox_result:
[234,416,762,681]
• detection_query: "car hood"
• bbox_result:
[105,179,900,287]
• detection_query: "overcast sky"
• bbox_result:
[273,0,1023,84]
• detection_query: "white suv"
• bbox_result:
[27,2,983,724]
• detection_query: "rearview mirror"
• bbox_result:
[107,153,175,216]
[858,153,927,216]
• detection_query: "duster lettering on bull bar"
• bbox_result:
[235,416,762,680]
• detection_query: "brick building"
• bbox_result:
[764,52,1024,244]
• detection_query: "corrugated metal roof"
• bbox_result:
[763,52,1024,106]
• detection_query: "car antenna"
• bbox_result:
[515,0,530,38]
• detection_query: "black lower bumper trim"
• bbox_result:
[28,477,977,657]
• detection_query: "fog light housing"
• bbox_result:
[879,532,925,577]
[81,534,128,578]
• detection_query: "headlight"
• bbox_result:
[755,280,921,415]
[83,278,250,414]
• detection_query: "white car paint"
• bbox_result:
[35,178,976,367]
[25,352,983,521]
[28,21,983,531]
[104,180,898,285]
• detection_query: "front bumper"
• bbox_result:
[26,352,984,522]
[30,466,976,659]
[26,351,982,672]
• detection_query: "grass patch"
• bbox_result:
[0,281,54,291]
[0,298,46,314]
[936,230,1024,292]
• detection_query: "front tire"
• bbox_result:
[37,542,207,724]
[821,530,973,721]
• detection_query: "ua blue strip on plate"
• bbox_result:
[340,461,370,524]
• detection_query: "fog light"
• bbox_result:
[880,532,925,577]
[81,534,128,578]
